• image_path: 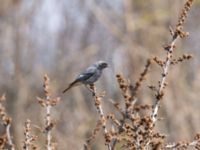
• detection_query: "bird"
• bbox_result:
[62,60,108,93]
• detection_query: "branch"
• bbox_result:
[0,94,15,150]
[151,0,195,124]
[89,85,112,150]
[23,119,38,150]
[37,74,60,150]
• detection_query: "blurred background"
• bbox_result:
[1,0,200,149]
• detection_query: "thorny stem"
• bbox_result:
[46,96,52,150]
[38,74,59,150]
[151,0,195,124]
[151,34,178,123]
[23,120,30,150]
[90,85,112,150]
[165,140,199,149]
[147,38,177,150]
[0,94,15,150]
[6,123,15,150]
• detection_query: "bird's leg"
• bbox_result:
[85,84,95,96]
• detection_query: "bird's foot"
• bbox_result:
[85,84,96,96]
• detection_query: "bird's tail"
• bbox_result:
[62,80,79,93]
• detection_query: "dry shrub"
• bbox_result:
[0,0,199,150]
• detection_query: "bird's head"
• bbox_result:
[96,61,108,70]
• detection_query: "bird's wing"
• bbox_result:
[63,66,96,93]
[76,66,96,81]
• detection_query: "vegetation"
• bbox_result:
[0,0,200,149]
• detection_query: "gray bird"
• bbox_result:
[62,61,108,93]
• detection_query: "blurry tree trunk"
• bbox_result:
[79,11,95,51]
[12,3,23,149]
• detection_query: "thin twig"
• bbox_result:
[46,96,52,150]
[165,140,199,149]
[151,35,178,123]
[23,119,38,150]
[151,0,195,124]
[37,74,60,150]
[0,94,15,150]
[89,85,112,150]
[6,123,15,150]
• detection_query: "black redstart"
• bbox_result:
[63,61,108,93]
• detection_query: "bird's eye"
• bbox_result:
[101,63,107,68]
